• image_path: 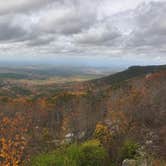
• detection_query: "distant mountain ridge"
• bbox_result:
[90,64,166,86]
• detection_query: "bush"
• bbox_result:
[29,140,109,166]
[119,140,140,161]
[79,140,108,166]
[93,123,111,146]
[29,152,64,166]
[64,144,81,166]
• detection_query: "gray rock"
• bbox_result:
[78,131,85,139]
[122,159,136,166]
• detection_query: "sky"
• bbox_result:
[0,0,166,67]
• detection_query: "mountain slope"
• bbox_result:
[0,64,165,164]
[54,65,166,159]
[90,64,166,87]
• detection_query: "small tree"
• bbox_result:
[0,114,29,165]
[119,140,140,161]
[79,140,108,166]
[93,123,111,147]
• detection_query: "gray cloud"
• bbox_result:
[127,1,166,48]
[0,16,26,42]
[74,23,121,46]
[0,0,165,64]
[27,35,55,47]
[0,0,54,15]
[37,1,97,35]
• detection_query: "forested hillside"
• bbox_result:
[0,65,165,165]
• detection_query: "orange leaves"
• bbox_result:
[145,71,166,90]
[93,123,111,146]
[0,114,29,165]
[146,71,166,81]
[0,136,26,166]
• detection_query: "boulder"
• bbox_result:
[122,159,136,166]
[122,158,149,166]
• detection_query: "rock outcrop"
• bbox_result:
[122,159,136,166]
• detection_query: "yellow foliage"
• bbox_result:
[93,123,111,146]
[0,115,28,166]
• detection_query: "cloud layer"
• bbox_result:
[0,0,166,64]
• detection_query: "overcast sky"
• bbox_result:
[0,0,166,67]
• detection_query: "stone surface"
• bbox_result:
[122,159,136,166]
[122,158,149,166]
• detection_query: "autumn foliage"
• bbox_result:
[0,67,165,165]
[0,114,30,165]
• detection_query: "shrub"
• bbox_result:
[29,152,64,166]
[64,144,81,166]
[119,140,140,161]
[29,140,109,166]
[79,140,108,166]
[93,123,111,146]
